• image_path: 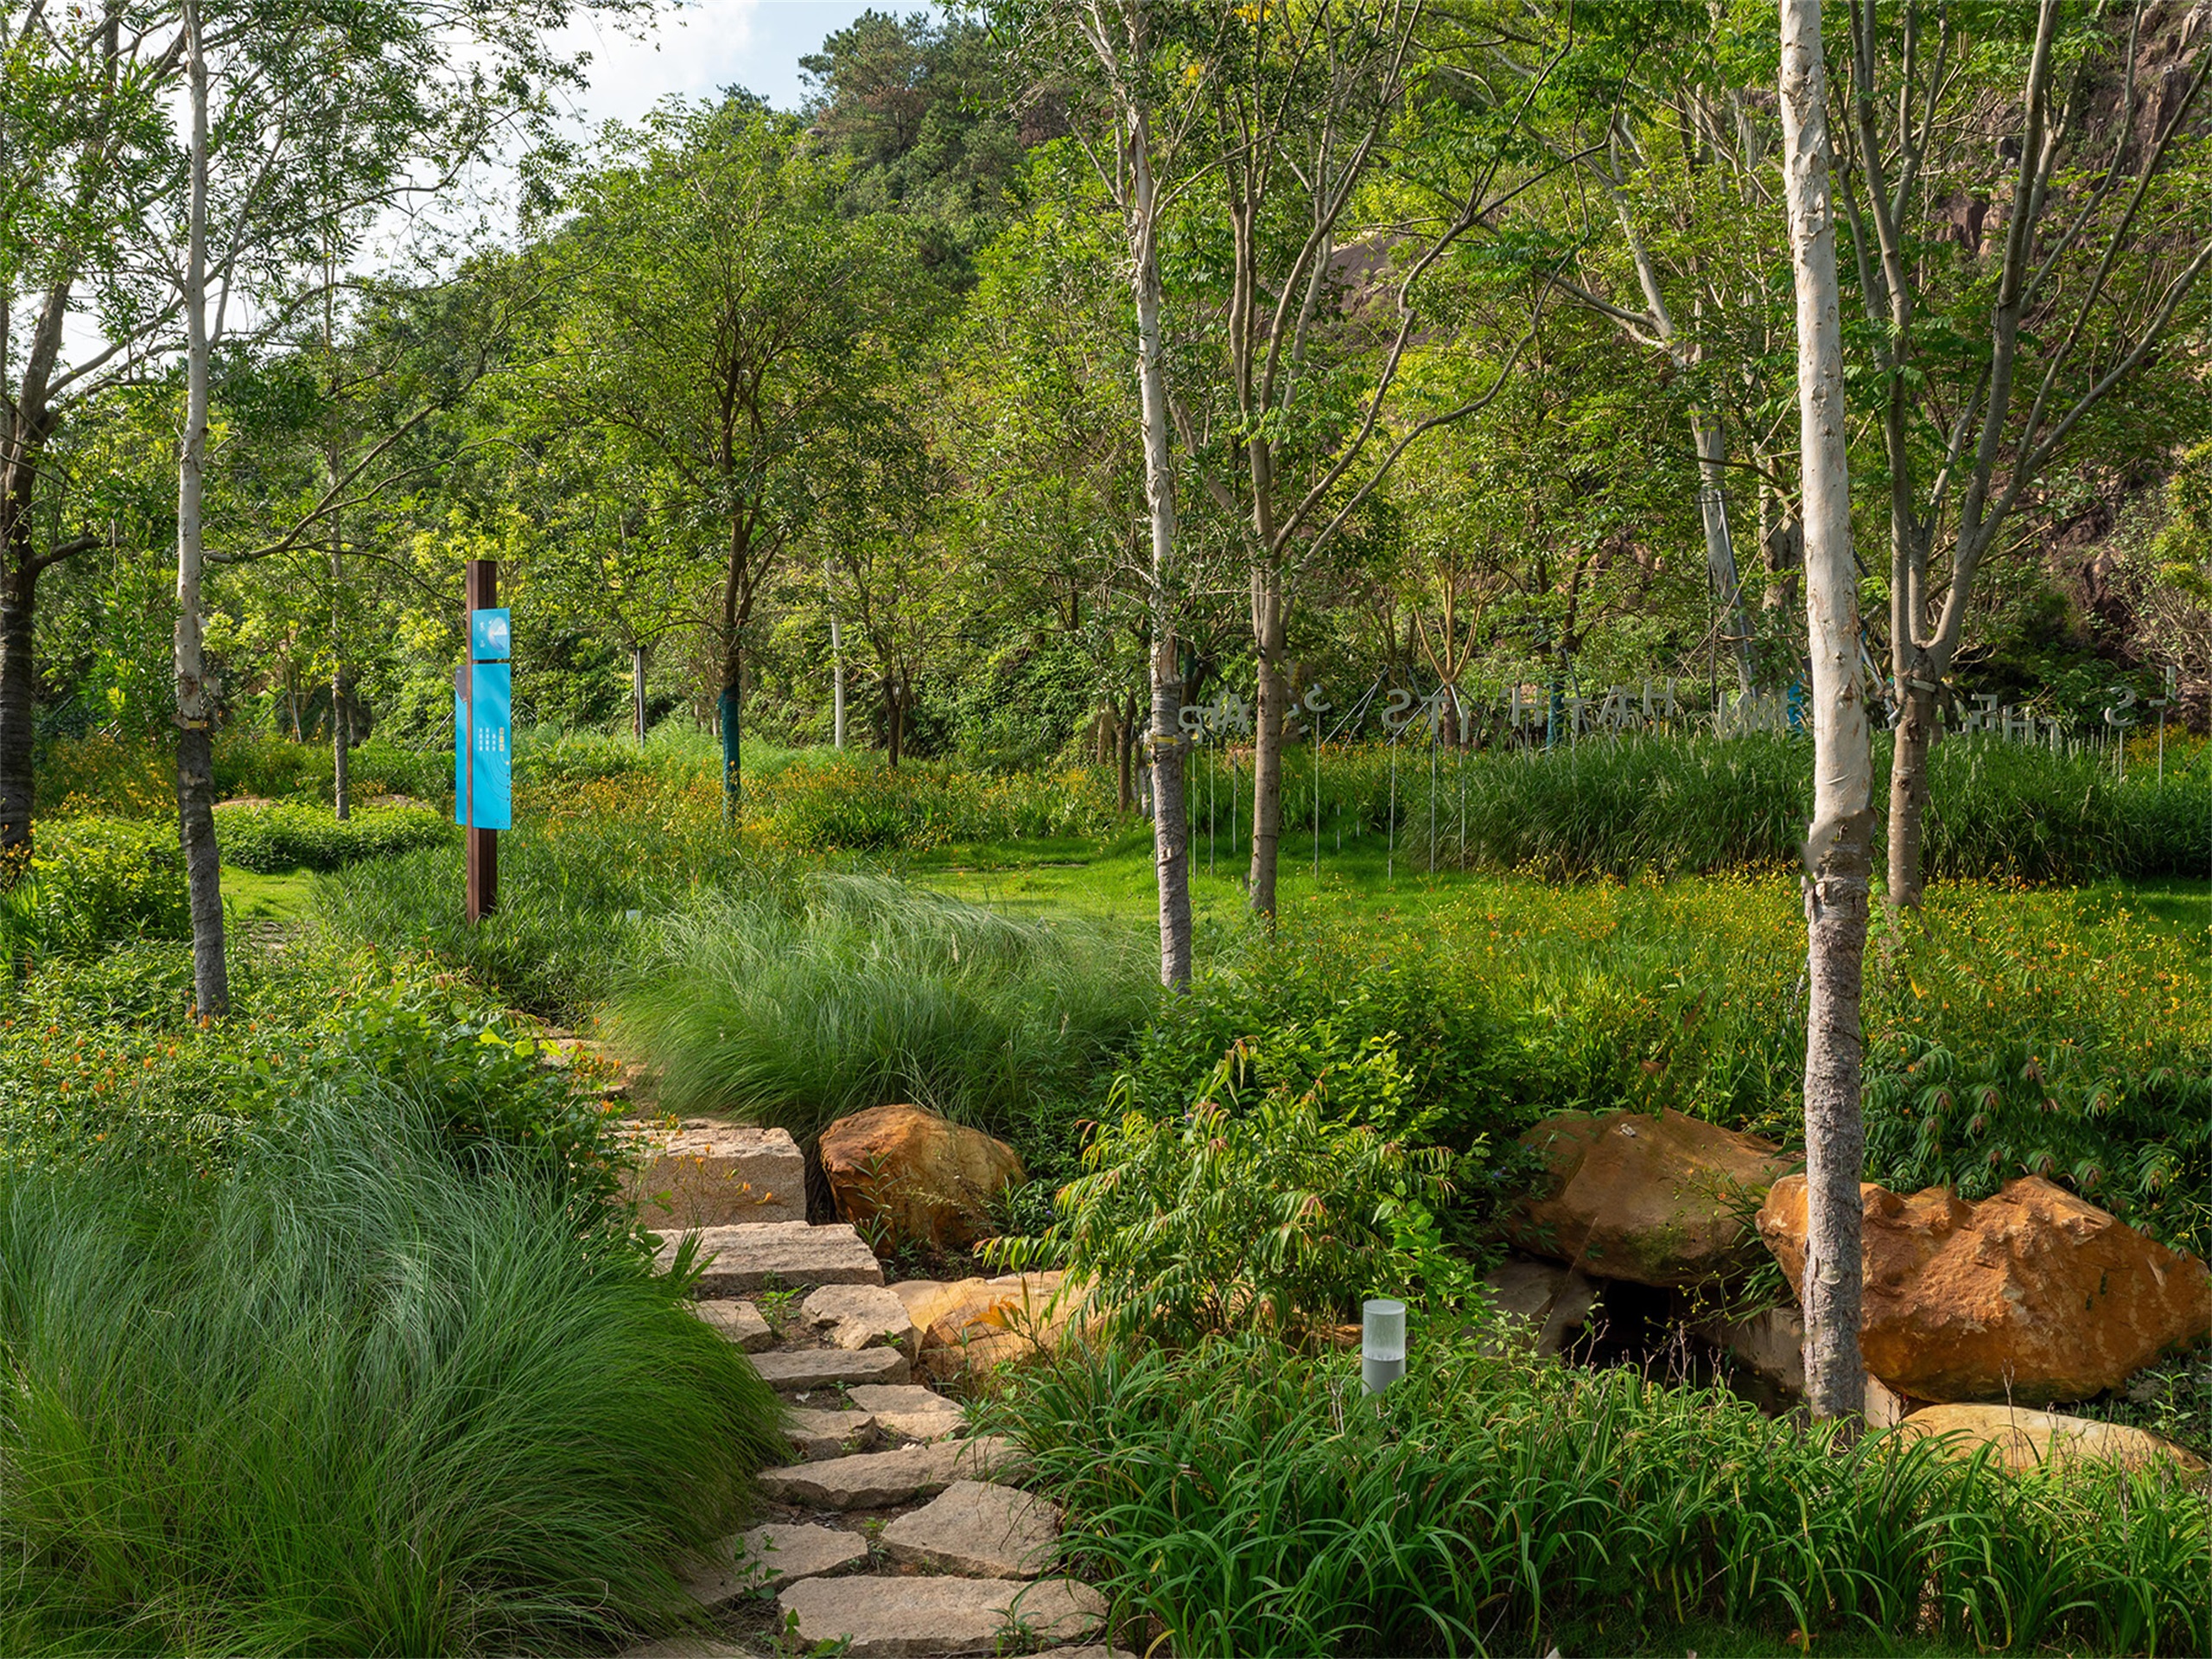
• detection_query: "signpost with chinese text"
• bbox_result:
[454,560,507,922]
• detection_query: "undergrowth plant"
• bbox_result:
[0,1086,785,1656]
[989,1332,2212,1658]
[992,1043,1467,1341]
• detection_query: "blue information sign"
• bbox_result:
[471,607,512,660]
[454,606,513,830]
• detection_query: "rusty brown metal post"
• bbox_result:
[465,558,498,922]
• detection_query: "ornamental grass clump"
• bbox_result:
[612,874,1156,1156]
[991,1332,2212,1658]
[0,1085,785,1656]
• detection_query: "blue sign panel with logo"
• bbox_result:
[471,607,512,661]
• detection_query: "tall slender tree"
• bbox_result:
[1780,0,1872,1422]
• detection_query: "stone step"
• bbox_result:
[680,1522,870,1611]
[777,1573,1105,1658]
[757,1435,1022,1510]
[654,1221,884,1296]
[803,1282,921,1355]
[880,1480,1059,1579]
[787,1408,879,1459]
[693,1299,772,1352]
[625,1121,807,1228]
[846,1382,966,1443]
[753,1344,911,1390]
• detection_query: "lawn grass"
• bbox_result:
[221,863,317,922]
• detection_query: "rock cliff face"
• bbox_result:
[1758,1173,2212,1404]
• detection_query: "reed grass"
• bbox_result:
[991,1332,2212,1658]
[610,873,1159,1160]
[0,1084,785,1656]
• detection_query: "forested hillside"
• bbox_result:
[9,0,2206,801]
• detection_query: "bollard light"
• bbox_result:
[1362,1298,1407,1395]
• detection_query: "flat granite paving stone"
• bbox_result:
[804,1282,921,1354]
[694,1298,774,1352]
[756,1435,1023,1510]
[751,1345,911,1389]
[846,1383,965,1443]
[740,1522,870,1585]
[619,1638,751,1659]
[880,1480,1060,1579]
[778,1573,1104,1657]
[787,1408,878,1459]
[655,1221,884,1296]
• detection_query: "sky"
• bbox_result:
[550,0,912,127]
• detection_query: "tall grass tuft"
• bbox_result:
[612,874,1160,1162]
[992,1332,2212,1658]
[0,1084,785,1656]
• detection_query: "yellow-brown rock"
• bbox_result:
[1505,1109,1795,1287]
[896,1273,1084,1384]
[820,1105,1025,1253]
[1895,1403,2207,1476]
[1758,1175,2212,1405]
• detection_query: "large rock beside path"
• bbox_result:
[620,1121,806,1227]
[756,1435,1024,1510]
[821,1104,1026,1252]
[894,1272,1082,1382]
[654,1221,884,1296]
[1895,1403,2208,1476]
[1507,1109,1795,1287]
[880,1480,1060,1579]
[777,1573,1104,1658]
[1758,1174,2212,1404]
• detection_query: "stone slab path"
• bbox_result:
[622,1211,1128,1659]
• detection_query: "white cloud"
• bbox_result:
[552,0,890,129]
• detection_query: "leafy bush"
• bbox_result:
[214,799,454,872]
[991,1332,2212,1658]
[611,874,1158,1164]
[0,816,188,958]
[1133,879,2212,1254]
[993,1044,1465,1342]
[0,948,626,1209]
[0,1085,785,1655]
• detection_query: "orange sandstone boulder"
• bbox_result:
[820,1104,1026,1253]
[1896,1403,2206,1476]
[1758,1175,2212,1405]
[1505,1109,1795,1287]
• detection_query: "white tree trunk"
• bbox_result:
[1693,410,1756,695]
[175,0,227,1019]
[1129,116,1191,989]
[1780,0,1872,1421]
[632,642,649,743]
[825,561,847,750]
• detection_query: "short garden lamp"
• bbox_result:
[1362,1298,1406,1395]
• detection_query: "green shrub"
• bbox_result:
[611,874,1159,1165]
[0,949,624,1205]
[990,1332,2212,1658]
[754,757,1119,852]
[0,1085,785,1655]
[993,1045,1465,1341]
[215,799,454,872]
[0,816,188,957]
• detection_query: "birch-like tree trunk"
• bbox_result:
[632,643,650,743]
[1246,565,1285,916]
[1780,0,1871,1421]
[175,0,228,1019]
[1129,111,1192,989]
